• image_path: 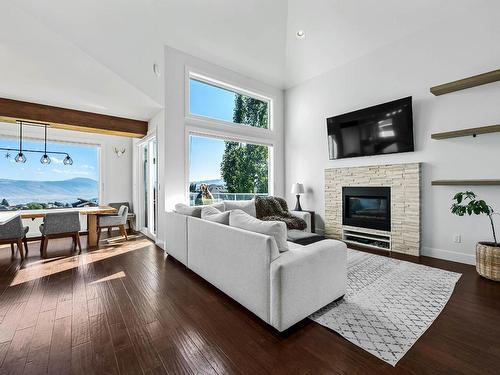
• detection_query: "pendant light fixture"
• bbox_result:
[14,121,26,163]
[40,125,51,165]
[63,154,73,165]
[0,121,73,165]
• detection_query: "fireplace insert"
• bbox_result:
[342,187,391,231]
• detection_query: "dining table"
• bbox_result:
[0,206,117,248]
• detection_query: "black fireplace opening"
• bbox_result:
[342,187,391,231]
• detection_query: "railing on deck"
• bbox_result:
[189,192,267,206]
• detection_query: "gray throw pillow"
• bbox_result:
[229,209,288,252]
[174,202,224,218]
[224,199,256,217]
[201,206,230,225]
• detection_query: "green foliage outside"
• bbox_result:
[451,191,498,246]
[26,203,48,210]
[0,199,9,206]
[220,94,269,194]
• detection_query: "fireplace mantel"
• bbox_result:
[325,163,421,256]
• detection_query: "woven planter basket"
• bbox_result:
[476,242,500,281]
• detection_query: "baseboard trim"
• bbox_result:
[421,246,475,265]
[156,240,166,250]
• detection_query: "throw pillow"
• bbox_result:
[224,199,256,217]
[201,206,230,225]
[174,202,224,218]
[229,209,288,252]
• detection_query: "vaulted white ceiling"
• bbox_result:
[1,0,490,120]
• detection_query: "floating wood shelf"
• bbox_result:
[432,180,500,186]
[430,68,500,96]
[431,124,500,140]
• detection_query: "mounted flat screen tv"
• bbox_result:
[327,97,414,160]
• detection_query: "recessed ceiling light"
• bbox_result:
[296,30,305,39]
[153,63,161,77]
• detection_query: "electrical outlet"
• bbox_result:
[453,234,462,243]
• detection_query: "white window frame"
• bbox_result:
[0,129,103,207]
[183,69,278,205]
[185,127,275,205]
[185,69,274,134]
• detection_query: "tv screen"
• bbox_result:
[327,97,414,160]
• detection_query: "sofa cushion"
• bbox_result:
[175,202,224,218]
[229,209,288,252]
[201,206,230,225]
[224,199,256,217]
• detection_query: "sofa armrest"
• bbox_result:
[165,211,188,265]
[290,211,311,232]
[188,217,280,323]
[270,239,347,331]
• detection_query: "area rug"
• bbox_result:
[309,249,461,366]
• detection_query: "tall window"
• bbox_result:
[189,75,270,129]
[0,137,99,210]
[189,134,269,206]
[187,72,273,206]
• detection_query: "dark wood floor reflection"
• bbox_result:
[0,233,499,374]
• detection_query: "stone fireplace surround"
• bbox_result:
[325,163,421,256]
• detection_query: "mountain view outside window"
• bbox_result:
[189,78,270,206]
[0,138,99,210]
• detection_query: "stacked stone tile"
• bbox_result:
[325,163,421,256]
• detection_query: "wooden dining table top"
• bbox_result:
[0,206,117,224]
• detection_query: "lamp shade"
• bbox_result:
[291,183,305,195]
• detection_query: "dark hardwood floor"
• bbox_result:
[0,233,499,374]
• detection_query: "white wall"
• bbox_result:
[0,122,133,233]
[284,7,500,264]
[161,46,285,211]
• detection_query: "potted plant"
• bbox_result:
[451,191,499,281]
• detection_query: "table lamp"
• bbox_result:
[291,183,305,211]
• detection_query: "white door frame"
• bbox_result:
[135,132,157,240]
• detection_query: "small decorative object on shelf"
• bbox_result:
[291,183,305,211]
[451,191,500,281]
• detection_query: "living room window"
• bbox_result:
[188,134,270,206]
[0,136,100,210]
[188,73,270,130]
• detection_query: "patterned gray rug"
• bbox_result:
[310,249,461,366]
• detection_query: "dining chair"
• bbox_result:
[0,216,29,260]
[97,205,129,243]
[40,211,81,258]
[108,202,135,231]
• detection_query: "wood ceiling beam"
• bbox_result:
[0,98,148,138]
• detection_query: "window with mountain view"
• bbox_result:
[189,77,270,129]
[0,138,99,210]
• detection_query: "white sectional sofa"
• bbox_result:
[165,202,347,332]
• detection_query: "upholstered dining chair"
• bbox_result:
[0,216,29,260]
[108,202,135,231]
[97,205,129,243]
[40,211,81,258]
